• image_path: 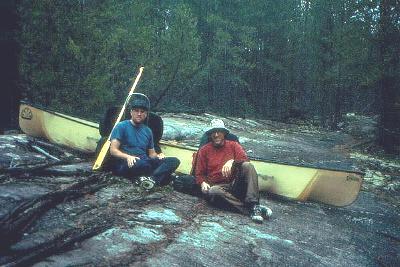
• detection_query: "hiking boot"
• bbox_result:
[250,205,264,223]
[259,205,272,219]
[137,176,156,190]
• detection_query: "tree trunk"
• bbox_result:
[378,0,400,154]
[0,0,20,133]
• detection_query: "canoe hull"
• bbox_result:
[19,103,100,153]
[19,102,363,206]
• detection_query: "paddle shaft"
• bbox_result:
[92,67,144,170]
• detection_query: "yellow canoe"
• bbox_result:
[19,101,363,207]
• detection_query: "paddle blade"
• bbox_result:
[92,139,111,170]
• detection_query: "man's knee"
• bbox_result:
[208,185,226,196]
[241,162,258,184]
[242,162,255,172]
[135,160,152,169]
[165,157,180,169]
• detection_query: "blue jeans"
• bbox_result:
[113,157,180,185]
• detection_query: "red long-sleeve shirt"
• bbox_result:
[195,140,249,185]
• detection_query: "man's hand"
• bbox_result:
[127,155,140,168]
[201,182,211,193]
[157,152,165,159]
[222,159,234,177]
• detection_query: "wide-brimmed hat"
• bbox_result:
[129,94,150,111]
[205,119,229,135]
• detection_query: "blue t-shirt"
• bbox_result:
[110,120,154,159]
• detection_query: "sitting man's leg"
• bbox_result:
[149,157,180,185]
[231,162,272,222]
[112,158,153,180]
[237,162,259,206]
[203,162,259,215]
[207,184,247,214]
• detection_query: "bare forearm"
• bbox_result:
[110,141,140,168]
[110,140,136,159]
[110,147,131,159]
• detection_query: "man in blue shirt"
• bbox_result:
[110,95,180,188]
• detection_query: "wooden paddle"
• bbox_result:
[92,67,144,170]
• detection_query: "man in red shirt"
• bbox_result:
[195,119,272,223]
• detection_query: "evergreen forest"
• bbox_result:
[15,0,400,153]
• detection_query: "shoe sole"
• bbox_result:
[140,180,155,190]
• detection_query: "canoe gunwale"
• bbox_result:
[20,100,98,130]
[160,140,364,176]
[248,156,364,176]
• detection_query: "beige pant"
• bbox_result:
[206,162,259,214]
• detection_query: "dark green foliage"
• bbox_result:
[17,0,400,151]
[18,0,200,121]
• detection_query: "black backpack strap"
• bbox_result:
[146,112,163,154]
